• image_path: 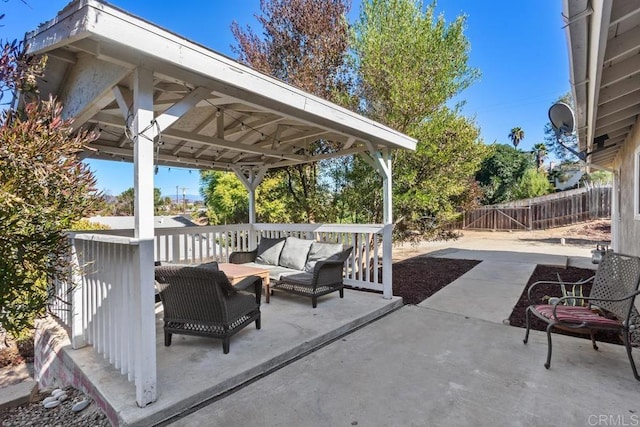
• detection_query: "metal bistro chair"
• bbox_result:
[523,252,640,380]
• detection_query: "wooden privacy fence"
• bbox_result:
[460,186,611,231]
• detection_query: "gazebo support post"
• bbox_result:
[131,67,157,407]
[361,146,394,299]
[233,167,267,249]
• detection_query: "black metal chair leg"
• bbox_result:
[312,297,317,308]
[622,331,640,381]
[544,323,554,369]
[255,315,261,330]
[164,332,172,346]
[589,330,599,351]
[223,337,230,354]
[523,306,532,344]
[339,288,344,298]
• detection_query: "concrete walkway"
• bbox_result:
[169,247,640,427]
[171,307,639,427]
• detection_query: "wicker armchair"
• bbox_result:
[154,265,262,354]
[523,252,640,380]
[272,246,353,308]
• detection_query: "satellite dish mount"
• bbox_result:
[548,102,585,161]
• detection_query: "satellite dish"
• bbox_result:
[548,102,585,161]
[548,102,575,137]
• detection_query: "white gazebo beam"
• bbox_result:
[112,85,133,119]
[90,113,306,162]
[363,142,392,224]
[131,67,157,407]
[154,86,211,131]
[233,167,268,248]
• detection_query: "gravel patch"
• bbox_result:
[0,386,111,426]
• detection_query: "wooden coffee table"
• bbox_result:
[218,263,271,303]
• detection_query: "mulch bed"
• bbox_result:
[392,256,480,304]
[391,258,624,346]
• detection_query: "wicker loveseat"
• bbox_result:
[154,264,262,354]
[229,236,353,308]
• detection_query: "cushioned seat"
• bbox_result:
[533,305,621,327]
[229,236,353,307]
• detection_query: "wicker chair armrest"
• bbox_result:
[215,273,239,297]
[229,250,258,264]
[313,259,347,286]
[233,275,263,304]
[527,276,595,305]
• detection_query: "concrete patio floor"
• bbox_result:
[169,244,640,427]
[61,289,402,426]
[172,306,640,427]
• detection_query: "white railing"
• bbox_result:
[51,232,155,407]
[154,224,251,264]
[153,223,393,294]
[49,222,393,406]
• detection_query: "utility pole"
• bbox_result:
[181,187,188,214]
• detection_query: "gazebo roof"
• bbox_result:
[24,0,416,173]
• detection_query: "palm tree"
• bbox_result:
[508,127,525,148]
[533,143,548,170]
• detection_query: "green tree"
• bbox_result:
[200,171,295,224]
[200,171,249,224]
[388,108,489,238]
[231,0,352,222]
[255,175,293,223]
[353,0,479,131]
[508,127,524,149]
[533,142,547,170]
[115,188,134,215]
[476,144,534,204]
[0,38,100,336]
[114,187,164,215]
[513,168,553,199]
[153,188,163,214]
[349,0,485,239]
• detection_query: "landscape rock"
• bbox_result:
[0,387,110,426]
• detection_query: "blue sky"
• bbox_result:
[3,0,569,198]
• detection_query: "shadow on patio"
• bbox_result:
[39,289,402,426]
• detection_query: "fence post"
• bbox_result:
[528,206,533,230]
